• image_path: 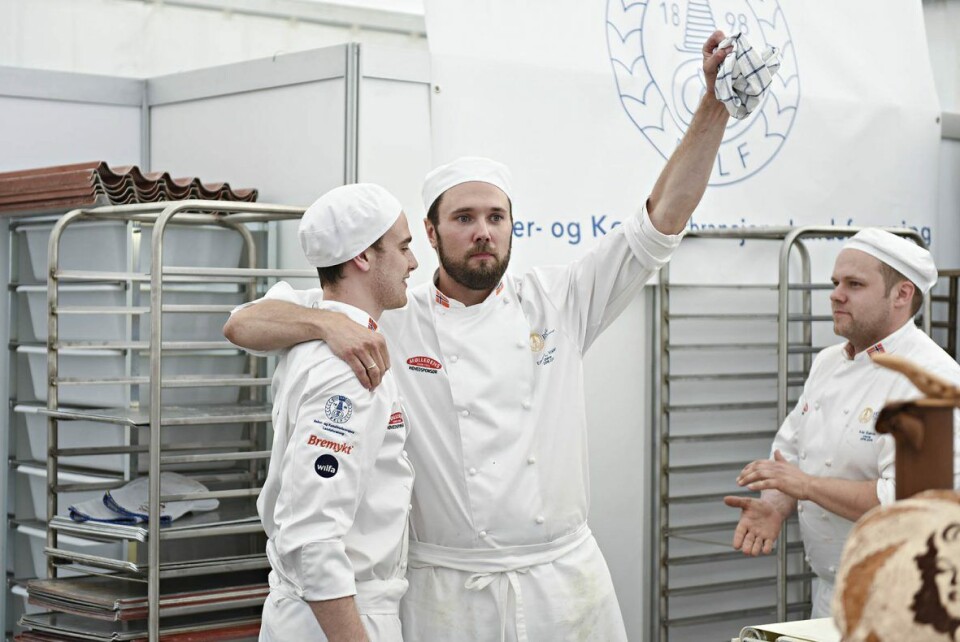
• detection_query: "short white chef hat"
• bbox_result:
[422,157,513,211]
[299,183,403,268]
[843,229,938,294]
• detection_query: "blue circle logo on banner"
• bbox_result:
[606,0,800,185]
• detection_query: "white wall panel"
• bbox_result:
[150,79,346,283]
[935,140,960,270]
[358,71,435,285]
[0,96,140,172]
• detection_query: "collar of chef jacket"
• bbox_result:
[317,299,379,331]
[841,319,917,362]
[430,273,505,310]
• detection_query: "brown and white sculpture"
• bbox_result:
[833,355,960,641]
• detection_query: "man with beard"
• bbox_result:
[226,31,733,640]
[726,229,960,619]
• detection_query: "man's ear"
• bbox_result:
[424,217,438,250]
[350,251,373,273]
[893,280,915,309]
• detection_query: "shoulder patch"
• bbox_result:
[324,395,353,423]
[388,411,405,430]
[314,454,339,478]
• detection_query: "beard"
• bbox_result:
[833,306,890,351]
[436,232,511,291]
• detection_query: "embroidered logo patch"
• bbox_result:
[530,329,555,354]
[388,412,405,430]
[314,454,339,478]
[530,332,545,353]
[859,407,874,424]
[324,396,353,424]
[407,356,442,374]
[307,434,353,455]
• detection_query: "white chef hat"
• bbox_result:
[299,183,403,268]
[843,229,938,294]
[422,157,513,211]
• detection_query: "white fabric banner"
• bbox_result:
[424,0,942,272]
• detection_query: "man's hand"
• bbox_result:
[702,30,732,99]
[737,450,812,500]
[724,495,785,556]
[223,300,391,391]
[322,313,391,391]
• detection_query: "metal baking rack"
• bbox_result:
[25,200,312,642]
[654,226,929,641]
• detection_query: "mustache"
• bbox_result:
[469,242,494,254]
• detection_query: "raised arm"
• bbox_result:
[646,30,732,235]
[224,300,390,390]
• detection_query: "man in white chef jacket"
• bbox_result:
[725,229,960,619]
[258,184,418,642]
[227,32,734,641]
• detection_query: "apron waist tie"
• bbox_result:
[408,524,593,642]
[465,568,530,642]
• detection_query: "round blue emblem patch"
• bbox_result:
[606,0,800,185]
[324,395,353,424]
[314,454,339,478]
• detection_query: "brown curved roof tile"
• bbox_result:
[0,162,259,215]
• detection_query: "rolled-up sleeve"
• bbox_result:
[272,366,391,601]
[876,434,896,506]
[770,397,802,464]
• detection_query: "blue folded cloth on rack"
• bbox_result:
[68,472,219,524]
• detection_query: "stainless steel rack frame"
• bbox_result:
[654,226,928,642]
[43,200,314,642]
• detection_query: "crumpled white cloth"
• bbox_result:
[69,472,218,524]
[713,32,782,120]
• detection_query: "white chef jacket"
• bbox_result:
[243,206,681,641]
[772,319,960,617]
[257,301,413,642]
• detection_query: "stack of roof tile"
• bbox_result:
[0,162,258,215]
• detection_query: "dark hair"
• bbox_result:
[426,192,513,227]
[317,237,384,288]
[877,261,923,316]
[912,532,960,636]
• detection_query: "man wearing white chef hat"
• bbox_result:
[227,31,736,641]
[257,183,418,642]
[727,228,960,619]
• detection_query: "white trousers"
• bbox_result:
[400,535,626,642]
[811,577,835,619]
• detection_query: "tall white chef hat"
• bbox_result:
[422,157,513,212]
[843,229,938,295]
[299,183,403,268]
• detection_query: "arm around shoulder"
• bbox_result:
[224,299,327,353]
[223,301,391,390]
